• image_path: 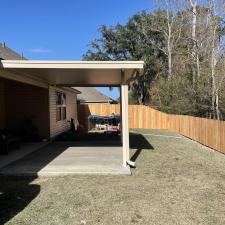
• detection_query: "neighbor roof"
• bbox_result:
[0,43,26,60]
[74,87,115,103]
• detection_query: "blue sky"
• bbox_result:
[0,0,153,99]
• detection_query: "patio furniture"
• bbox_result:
[0,129,22,155]
[88,114,120,134]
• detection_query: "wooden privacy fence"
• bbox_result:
[77,104,225,154]
[167,115,225,155]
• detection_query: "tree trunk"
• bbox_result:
[215,90,220,120]
[211,28,219,119]
[196,54,200,78]
[190,0,201,82]
[211,45,216,119]
[168,24,172,79]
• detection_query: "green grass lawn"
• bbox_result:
[1,129,225,225]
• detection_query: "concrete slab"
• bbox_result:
[0,142,131,176]
[0,142,49,169]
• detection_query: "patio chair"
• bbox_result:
[0,129,22,155]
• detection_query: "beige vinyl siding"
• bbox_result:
[49,87,77,138]
[0,79,5,129]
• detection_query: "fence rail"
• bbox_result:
[77,104,225,154]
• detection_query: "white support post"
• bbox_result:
[121,72,130,167]
[119,86,122,142]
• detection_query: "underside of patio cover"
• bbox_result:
[0,60,144,86]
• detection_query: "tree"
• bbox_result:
[145,0,186,79]
[84,12,167,104]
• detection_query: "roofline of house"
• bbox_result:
[61,87,81,94]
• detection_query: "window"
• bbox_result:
[56,92,66,121]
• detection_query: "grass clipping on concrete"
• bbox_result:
[1,129,225,225]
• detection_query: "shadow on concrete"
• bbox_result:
[129,132,154,163]
[0,176,39,225]
[55,132,122,144]
[0,143,72,175]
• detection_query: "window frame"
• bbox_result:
[56,91,67,122]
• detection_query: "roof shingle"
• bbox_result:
[74,87,115,103]
[0,42,26,60]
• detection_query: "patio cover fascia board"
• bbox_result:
[1,60,144,69]
[0,60,144,86]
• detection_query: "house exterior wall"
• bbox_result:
[4,80,50,138]
[0,78,78,139]
[49,87,77,138]
[0,79,5,129]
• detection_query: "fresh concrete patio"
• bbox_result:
[0,142,131,176]
[0,142,49,169]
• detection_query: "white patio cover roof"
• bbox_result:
[0,60,144,86]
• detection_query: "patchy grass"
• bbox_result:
[1,129,225,225]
